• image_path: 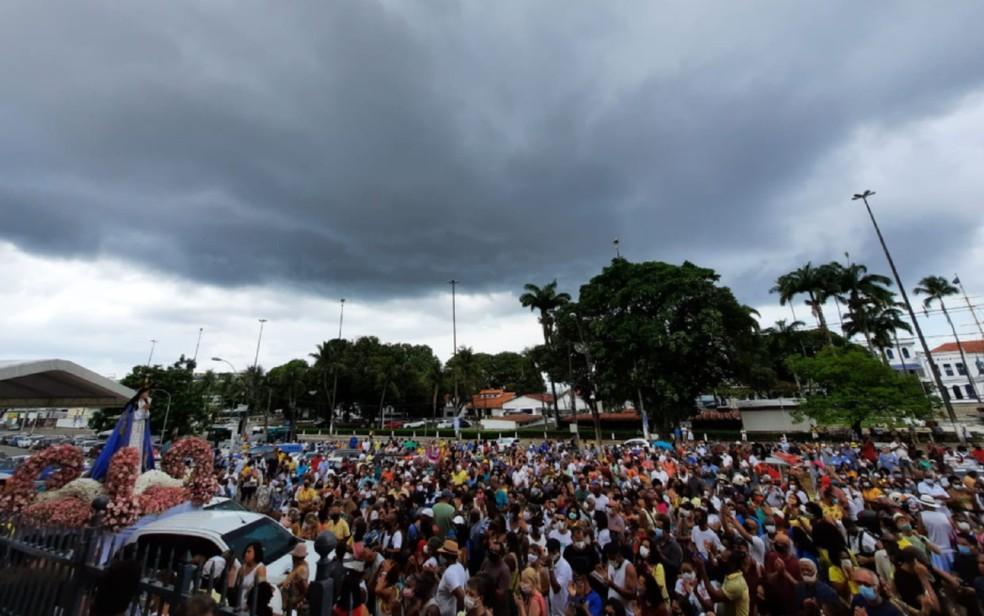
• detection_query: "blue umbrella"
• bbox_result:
[652,440,673,450]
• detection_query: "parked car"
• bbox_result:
[436,419,472,430]
[383,420,405,429]
[403,419,427,429]
[203,496,250,512]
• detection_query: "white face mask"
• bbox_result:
[682,572,696,581]
[573,541,586,550]
[528,554,539,564]
[639,546,650,559]
[464,596,477,610]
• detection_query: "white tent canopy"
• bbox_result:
[0,359,134,408]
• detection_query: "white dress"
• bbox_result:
[128,398,150,468]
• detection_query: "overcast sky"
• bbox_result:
[2,1,984,379]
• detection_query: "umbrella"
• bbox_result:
[764,456,791,466]
[652,441,673,450]
[403,440,417,450]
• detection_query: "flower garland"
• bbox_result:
[21,497,92,528]
[162,436,219,506]
[0,443,84,514]
[35,478,105,504]
[134,470,185,495]
[102,447,141,531]
[138,485,189,515]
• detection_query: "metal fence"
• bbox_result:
[0,513,308,616]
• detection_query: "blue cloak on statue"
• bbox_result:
[90,398,155,481]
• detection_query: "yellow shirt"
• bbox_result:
[862,487,883,501]
[324,517,350,540]
[721,571,749,616]
[820,502,843,521]
[297,487,317,504]
[452,470,470,486]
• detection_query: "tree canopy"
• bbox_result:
[787,346,933,432]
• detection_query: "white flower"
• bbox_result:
[37,478,105,503]
[134,470,185,494]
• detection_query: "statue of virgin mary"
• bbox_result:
[90,387,156,480]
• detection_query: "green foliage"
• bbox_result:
[787,346,933,428]
[552,259,766,429]
[92,356,213,439]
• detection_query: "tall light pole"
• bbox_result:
[193,327,204,363]
[253,319,268,371]
[613,237,621,259]
[448,280,459,412]
[212,356,244,446]
[852,190,962,439]
[147,339,158,366]
[338,298,346,339]
[330,299,345,434]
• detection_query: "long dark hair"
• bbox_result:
[244,541,265,564]
[126,387,151,408]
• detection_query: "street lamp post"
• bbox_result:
[153,389,172,444]
[253,319,268,371]
[212,356,243,448]
[147,340,158,366]
[330,299,345,435]
[853,190,962,440]
[448,280,459,412]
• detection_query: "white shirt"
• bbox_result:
[436,562,467,616]
[594,493,610,512]
[691,526,723,557]
[549,529,572,550]
[548,557,573,616]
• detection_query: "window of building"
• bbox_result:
[966,385,977,399]
[901,347,911,359]
[953,385,964,400]
[944,363,954,377]
[957,363,967,376]
[887,349,895,359]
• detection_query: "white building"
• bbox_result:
[920,340,984,404]
[883,338,924,377]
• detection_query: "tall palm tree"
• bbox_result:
[915,275,980,401]
[770,262,837,344]
[831,261,894,352]
[867,303,913,368]
[519,280,571,424]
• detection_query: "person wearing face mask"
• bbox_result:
[850,568,904,616]
[514,567,547,616]
[480,539,512,616]
[597,543,638,616]
[464,575,494,616]
[652,517,682,591]
[324,505,350,542]
[545,538,573,616]
[549,518,573,550]
[435,541,467,616]
[564,527,601,578]
[764,533,800,613]
[792,558,838,615]
[893,546,941,615]
[672,563,712,616]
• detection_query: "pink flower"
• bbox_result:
[162,437,219,506]
[0,443,84,514]
[138,485,189,515]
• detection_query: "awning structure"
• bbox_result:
[0,359,134,408]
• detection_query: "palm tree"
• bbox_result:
[770,263,837,344]
[867,303,913,368]
[915,275,980,401]
[519,280,571,424]
[831,261,894,353]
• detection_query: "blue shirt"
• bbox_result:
[572,590,603,616]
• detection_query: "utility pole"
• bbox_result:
[147,340,158,367]
[954,274,984,340]
[449,280,459,413]
[853,190,962,441]
[613,237,621,259]
[193,327,204,363]
[330,299,345,435]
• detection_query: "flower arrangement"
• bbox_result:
[0,443,84,514]
[102,447,141,531]
[138,485,189,515]
[35,478,105,504]
[162,436,219,506]
[21,497,93,528]
[134,470,185,495]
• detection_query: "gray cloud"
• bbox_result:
[2,1,984,305]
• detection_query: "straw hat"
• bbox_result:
[291,543,309,558]
[437,540,459,556]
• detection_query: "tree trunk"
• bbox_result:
[549,378,561,427]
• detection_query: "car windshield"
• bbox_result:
[207,498,249,512]
[223,517,297,564]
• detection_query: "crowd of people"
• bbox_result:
[203,433,984,616]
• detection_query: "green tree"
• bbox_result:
[830,261,894,354]
[915,275,979,400]
[788,346,934,435]
[770,262,838,344]
[519,280,571,423]
[562,259,765,433]
[267,359,311,437]
[92,356,212,441]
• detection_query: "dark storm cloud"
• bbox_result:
[2,1,983,302]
